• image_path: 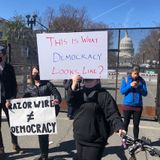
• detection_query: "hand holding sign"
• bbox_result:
[5,100,12,109]
[52,99,60,105]
[71,75,82,90]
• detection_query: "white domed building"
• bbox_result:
[119,31,134,66]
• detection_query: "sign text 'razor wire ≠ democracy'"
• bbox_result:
[9,96,57,136]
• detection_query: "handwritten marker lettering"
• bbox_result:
[10,122,56,134]
[46,37,68,46]
[81,36,98,43]
[52,52,102,62]
[27,111,34,122]
[52,66,100,76]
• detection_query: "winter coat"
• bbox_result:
[24,81,61,115]
[67,84,124,147]
[1,63,17,100]
[120,75,147,107]
[24,81,61,99]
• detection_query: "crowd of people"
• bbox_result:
[0,45,148,160]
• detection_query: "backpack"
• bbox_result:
[73,90,110,143]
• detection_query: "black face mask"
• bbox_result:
[32,74,40,81]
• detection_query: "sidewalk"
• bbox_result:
[1,111,160,160]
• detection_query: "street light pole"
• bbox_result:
[26,14,37,30]
[156,39,160,122]
[26,14,49,32]
[25,14,38,88]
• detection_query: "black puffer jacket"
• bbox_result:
[24,80,61,100]
[1,63,17,99]
[24,81,62,116]
[68,84,124,147]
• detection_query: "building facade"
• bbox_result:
[119,31,134,66]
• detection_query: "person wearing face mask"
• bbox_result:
[23,65,62,160]
[67,75,126,160]
[0,46,23,158]
[120,65,148,142]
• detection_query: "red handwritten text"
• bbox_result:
[46,37,68,46]
[81,36,98,43]
[52,66,101,76]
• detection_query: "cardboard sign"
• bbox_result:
[37,31,108,80]
[9,96,57,136]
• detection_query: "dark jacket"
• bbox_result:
[1,63,17,100]
[63,79,72,90]
[24,81,62,116]
[24,80,61,101]
[68,84,124,147]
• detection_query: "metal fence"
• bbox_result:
[11,27,160,120]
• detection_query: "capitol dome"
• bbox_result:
[119,31,134,66]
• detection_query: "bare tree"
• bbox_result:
[43,4,108,32]
[42,7,55,30]
[46,5,87,32]
[136,29,160,64]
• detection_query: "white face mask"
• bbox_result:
[83,79,99,88]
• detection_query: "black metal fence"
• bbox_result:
[11,27,160,120]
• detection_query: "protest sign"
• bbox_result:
[9,96,57,136]
[36,31,108,80]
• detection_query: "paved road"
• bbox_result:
[1,111,160,160]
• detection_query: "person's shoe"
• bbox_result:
[13,144,24,154]
[34,156,48,160]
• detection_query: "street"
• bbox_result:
[1,111,160,160]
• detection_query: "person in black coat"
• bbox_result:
[67,75,126,160]
[0,46,23,158]
[23,65,61,160]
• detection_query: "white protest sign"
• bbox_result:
[9,96,57,136]
[36,31,108,80]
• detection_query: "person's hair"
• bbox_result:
[29,65,39,85]
[131,64,140,73]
